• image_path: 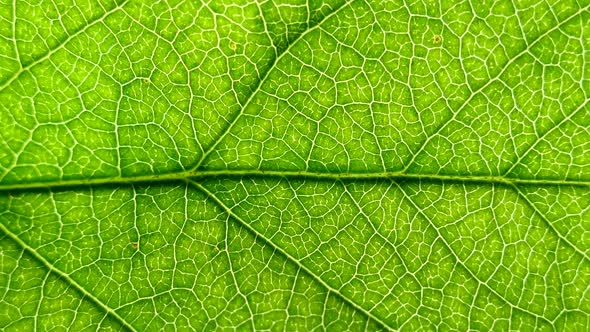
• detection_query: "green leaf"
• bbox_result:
[1,0,589,330]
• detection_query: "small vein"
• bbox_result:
[224,214,256,330]
[189,180,396,332]
[0,222,137,332]
[503,99,590,177]
[394,181,555,326]
[11,0,20,66]
[402,3,590,172]
[0,0,129,92]
[192,0,356,170]
[511,183,590,262]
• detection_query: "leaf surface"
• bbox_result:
[1,0,589,330]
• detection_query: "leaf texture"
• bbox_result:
[0,0,589,330]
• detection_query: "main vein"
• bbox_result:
[0,170,588,191]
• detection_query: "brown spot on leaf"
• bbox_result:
[131,242,139,249]
[433,36,441,43]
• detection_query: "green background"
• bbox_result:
[1,0,589,330]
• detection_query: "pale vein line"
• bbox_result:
[0,0,129,92]
[402,3,590,172]
[224,214,256,330]
[0,170,588,191]
[394,182,555,326]
[190,180,396,332]
[192,0,355,170]
[503,99,590,177]
[511,183,590,262]
[0,223,137,332]
[11,0,20,66]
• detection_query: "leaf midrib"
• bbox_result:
[0,170,588,192]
